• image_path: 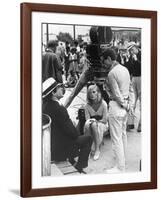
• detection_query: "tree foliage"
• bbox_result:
[57,32,73,44]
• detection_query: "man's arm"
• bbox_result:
[84,105,90,121]
[53,105,80,139]
[63,67,90,108]
[108,73,126,106]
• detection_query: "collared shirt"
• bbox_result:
[104,63,131,107]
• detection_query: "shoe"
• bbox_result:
[105,166,125,174]
[126,124,135,131]
[93,151,100,161]
[78,166,93,174]
[79,169,87,174]
[127,124,135,130]
[75,166,88,174]
[74,163,86,174]
[137,124,141,132]
[68,158,77,166]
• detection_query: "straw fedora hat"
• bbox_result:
[42,77,63,98]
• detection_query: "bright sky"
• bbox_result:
[42,24,91,37]
[42,23,140,36]
[42,23,141,45]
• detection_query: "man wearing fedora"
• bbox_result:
[42,78,92,173]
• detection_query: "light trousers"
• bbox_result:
[109,101,128,170]
[132,76,141,127]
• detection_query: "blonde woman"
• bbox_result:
[84,84,109,160]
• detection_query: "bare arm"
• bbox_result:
[63,67,89,108]
[84,105,90,121]
[99,101,108,124]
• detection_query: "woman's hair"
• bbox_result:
[86,84,102,105]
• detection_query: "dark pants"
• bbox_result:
[70,135,92,170]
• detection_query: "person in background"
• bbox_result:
[101,48,134,173]
[74,40,81,77]
[84,84,109,161]
[79,52,88,74]
[56,46,63,64]
[42,40,63,83]
[42,78,92,173]
[68,47,78,78]
[117,47,130,68]
[74,40,81,54]
[128,44,141,132]
[64,45,70,80]
[65,70,78,88]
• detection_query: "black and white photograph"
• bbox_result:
[41,23,142,176]
[20,3,157,197]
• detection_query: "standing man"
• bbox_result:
[43,78,92,173]
[101,48,134,173]
[128,44,141,132]
[64,45,70,80]
[42,40,63,83]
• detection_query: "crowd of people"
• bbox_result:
[42,38,141,174]
[42,40,88,88]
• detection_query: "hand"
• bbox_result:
[89,118,96,123]
[128,107,134,116]
[132,54,137,61]
[121,101,129,111]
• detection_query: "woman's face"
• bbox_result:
[89,87,98,101]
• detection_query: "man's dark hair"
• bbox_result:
[102,48,116,61]
[47,40,58,49]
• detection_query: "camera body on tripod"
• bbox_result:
[86,26,113,83]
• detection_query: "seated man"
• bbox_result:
[42,78,92,173]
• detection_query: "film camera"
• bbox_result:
[86,26,113,83]
[75,27,113,133]
[85,26,113,104]
[64,26,113,108]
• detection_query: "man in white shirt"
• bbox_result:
[101,48,134,173]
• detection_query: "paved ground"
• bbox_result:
[59,86,141,175]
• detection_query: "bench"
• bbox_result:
[51,160,80,176]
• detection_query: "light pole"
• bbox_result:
[46,23,49,45]
[73,25,76,41]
